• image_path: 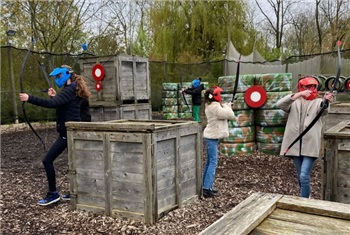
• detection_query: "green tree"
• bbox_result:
[1,0,104,54]
[148,0,250,62]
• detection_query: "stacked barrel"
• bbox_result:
[162,83,181,119]
[162,82,209,120]
[178,82,193,119]
[254,73,292,155]
[216,73,293,156]
[218,75,256,156]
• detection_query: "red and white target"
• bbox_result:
[244,85,267,108]
[345,77,350,92]
[95,81,102,91]
[92,64,105,81]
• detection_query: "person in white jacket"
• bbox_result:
[202,86,235,198]
[277,76,334,198]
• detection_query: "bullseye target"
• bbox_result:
[95,81,102,91]
[92,64,105,81]
[244,85,267,108]
[345,77,350,92]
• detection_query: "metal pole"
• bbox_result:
[8,38,19,124]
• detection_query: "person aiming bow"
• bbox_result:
[182,78,205,122]
[277,76,334,198]
[19,65,91,206]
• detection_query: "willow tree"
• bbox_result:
[148,0,250,62]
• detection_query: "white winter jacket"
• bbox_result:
[203,102,235,139]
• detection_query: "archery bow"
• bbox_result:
[20,38,46,150]
[231,54,242,102]
[283,41,342,156]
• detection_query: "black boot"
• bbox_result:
[203,189,217,198]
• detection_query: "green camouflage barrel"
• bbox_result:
[222,93,250,110]
[325,76,346,92]
[178,82,192,89]
[228,110,254,127]
[260,91,292,109]
[313,75,327,91]
[178,95,193,105]
[163,112,178,120]
[177,90,193,98]
[202,82,209,89]
[255,73,292,92]
[178,104,192,113]
[162,90,178,98]
[162,83,178,91]
[223,126,255,143]
[178,112,193,119]
[257,142,282,156]
[220,142,256,156]
[255,109,288,126]
[162,105,178,113]
[162,98,178,106]
[256,126,285,143]
[218,74,255,93]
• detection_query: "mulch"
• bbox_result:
[1,125,322,235]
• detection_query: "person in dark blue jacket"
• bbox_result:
[182,78,205,122]
[19,65,91,206]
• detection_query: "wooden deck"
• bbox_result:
[199,192,350,235]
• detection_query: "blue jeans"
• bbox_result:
[293,156,316,198]
[203,138,219,190]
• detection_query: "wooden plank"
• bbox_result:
[199,193,282,235]
[251,217,344,235]
[336,187,350,204]
[264,208,350,233]
[104,133,112,216]
[196,126,203,197]
[143,133,154,225]
[277,195,350,220]
[324,121,350,139]
[175,129,182,208]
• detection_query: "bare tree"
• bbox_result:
[254,0,297,51]
[318,0,350,50]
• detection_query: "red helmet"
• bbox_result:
[298,76,319,100]
[211,86,223,102]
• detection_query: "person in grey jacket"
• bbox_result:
[277,76,334,198]
[202,86,235,198]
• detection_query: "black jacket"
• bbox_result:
[28,83,81,136]
[80,98,91,122]
[184,84,204,105]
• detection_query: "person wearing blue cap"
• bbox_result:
[19,65,91,206]
[182,78,205,122]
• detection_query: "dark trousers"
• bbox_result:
[42,135,67,192]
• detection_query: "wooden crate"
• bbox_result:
[323,121,350,204]
[325,102,350,131]
[79,55,150,103]
[199,192,350,235]
[90,102,152,121]
[66,120,202,224]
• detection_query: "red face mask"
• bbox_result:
[211,86,223,102]
[298,77,319,100]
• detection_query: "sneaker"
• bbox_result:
[203,189,217,198]
[37,191,60,206]
[61,193,71,201]
[211,188,219,194]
